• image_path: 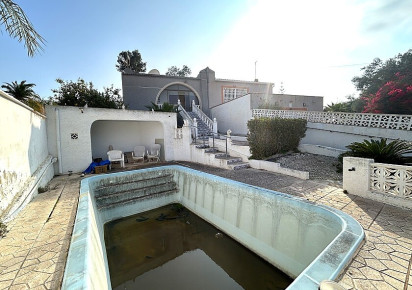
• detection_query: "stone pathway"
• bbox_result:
[0,175,80,289]
[0,162,411,289]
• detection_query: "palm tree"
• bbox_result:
[2,80,39,102]
[2,80,44,113]
[0,0,45,56]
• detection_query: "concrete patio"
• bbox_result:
[0,162,411,289]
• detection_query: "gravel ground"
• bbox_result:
[267,153,343,181]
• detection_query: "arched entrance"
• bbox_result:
[155,82,201,111]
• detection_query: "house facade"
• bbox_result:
[122,67,323,134]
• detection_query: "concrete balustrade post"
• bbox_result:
[343,157,374,197]
[193,118,198,138]
[213,117,218,134]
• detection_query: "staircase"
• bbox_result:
[94,173,178,210]
[191,146,250,170]
[187,111,212,138]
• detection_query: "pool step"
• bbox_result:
[94,174,174,197]
[94,174,178,210]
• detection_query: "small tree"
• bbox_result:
[166,65,191,77]
[362,73,412,114]
[352,49,412,114]
[50,78,123,109]
[116,50,146,73]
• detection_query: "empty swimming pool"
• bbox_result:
[62,165,364,289]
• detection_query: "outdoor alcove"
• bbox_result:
[90,120,164,161]
[156,83,201,111]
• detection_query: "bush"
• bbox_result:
[337,138,412,172]
[247,118,307,159]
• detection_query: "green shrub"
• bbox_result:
[247,118,307,159]
[337,138,412,171]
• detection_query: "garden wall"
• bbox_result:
[0,91,55,221]
[253,110,412,157]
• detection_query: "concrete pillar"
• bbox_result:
[343,157,374,196]
[213,118,218,134]
[193,118,198,138]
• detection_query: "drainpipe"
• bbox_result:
[55,108,63,174]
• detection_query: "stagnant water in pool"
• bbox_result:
[105,204,292,290]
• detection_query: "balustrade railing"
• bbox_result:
[177,103,193,126]
[252,109,412,131]
[192,101,214,132]
[370,163,412,198]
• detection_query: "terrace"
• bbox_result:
[0,161,411,289]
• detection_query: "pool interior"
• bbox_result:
[104,204,292,290]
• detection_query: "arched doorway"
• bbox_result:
[155,82,201,111]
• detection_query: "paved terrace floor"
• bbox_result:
[0,162,411,290]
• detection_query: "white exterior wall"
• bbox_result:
[45,105,179,174]
[301,122,412,151]
[210,94,252,135]
[0,91,54,221]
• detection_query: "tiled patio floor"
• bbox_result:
[0,162,411,289]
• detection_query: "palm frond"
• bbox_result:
[0,0,45,57]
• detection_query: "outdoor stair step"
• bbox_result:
[214,153,231,159]
[226,157,243,164]
[204,147,219,153]
[229,162,250,170]
[94,174,174,196]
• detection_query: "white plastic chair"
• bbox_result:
[132,146,145,163]
[107,150,125,169]
[147,144,161,162]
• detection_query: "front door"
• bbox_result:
[178,94,186,110]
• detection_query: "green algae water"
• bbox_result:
[104,204,292,290]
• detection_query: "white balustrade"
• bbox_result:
[370,163,412,198]
[192,100,215,132]
[252,109,412,131]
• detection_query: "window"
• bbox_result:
[222,87,248,102]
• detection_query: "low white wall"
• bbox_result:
[45,106,178,174]
[343,157,412,209]
[210,94,252,135]
[302,122,412,151]
[298,144,346,158]
[249,160,309,180]
[0,91,54,221]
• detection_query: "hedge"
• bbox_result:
[247,118,307,159]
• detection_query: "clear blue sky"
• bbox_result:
[1,0,411,106]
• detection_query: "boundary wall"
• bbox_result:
[0,91,55,221]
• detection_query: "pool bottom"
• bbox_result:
[104,204,292,290]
